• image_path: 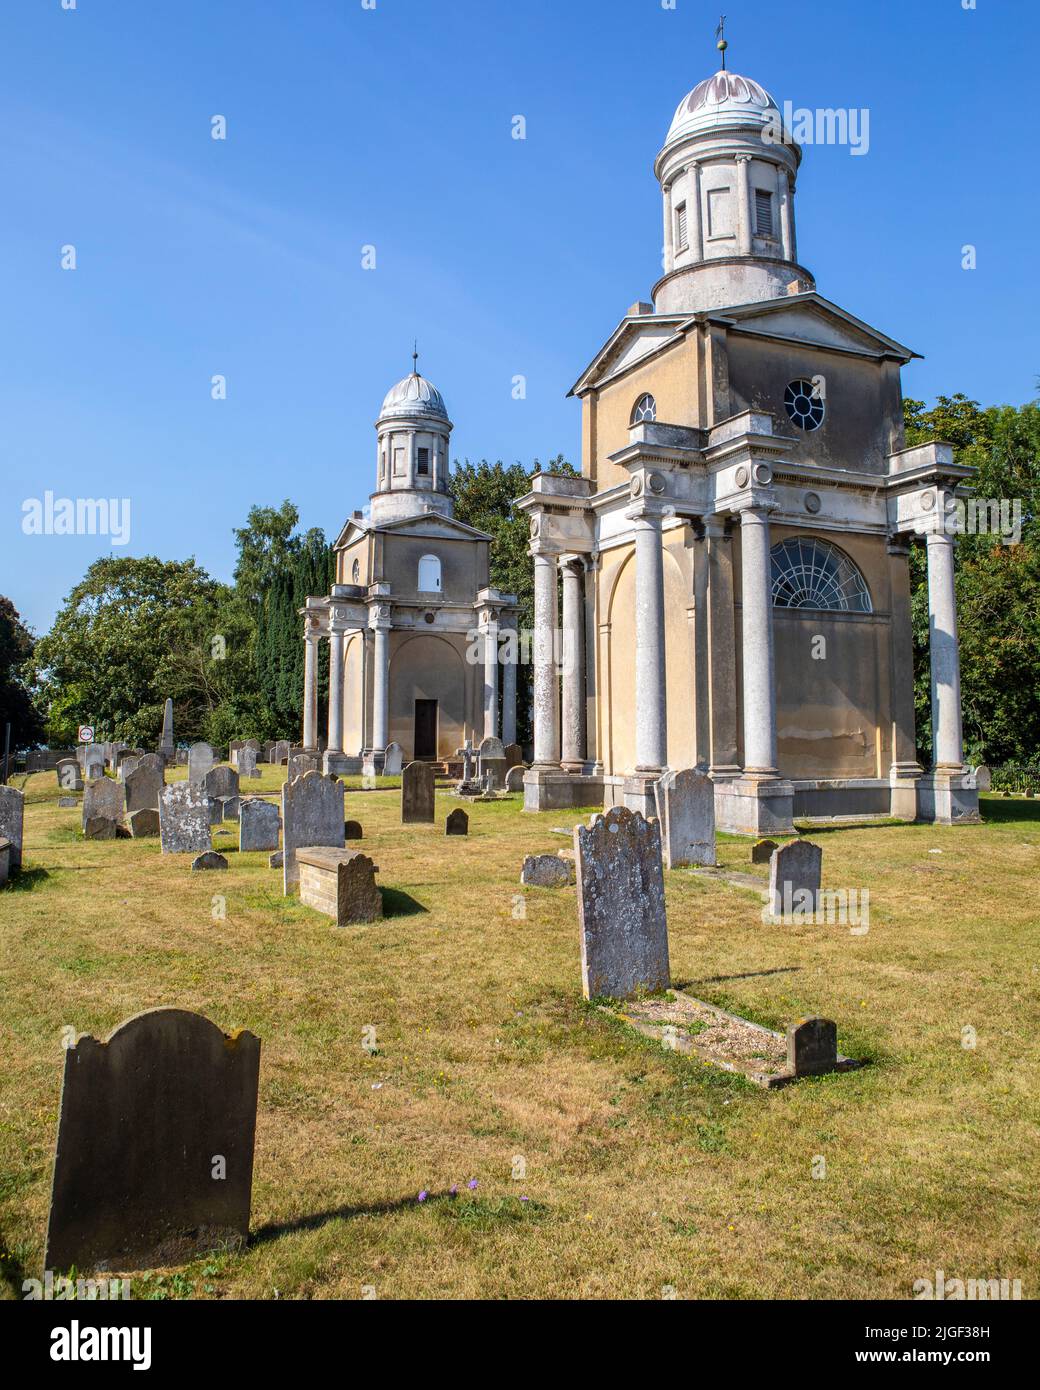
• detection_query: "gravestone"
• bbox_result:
[401,761,435,824]
[972,765,992,792]
[504,743,523,769]
[192,851,228,871]
[84,816,118,841]
[0,788,24,870]
[787,1018,838,1077]
[239,799,280,852]
[505,765,525,793]
[228,740,244,767]
[83,747,105,780]
[653,768,716,868]
[268,850,284,869]
[175,748,189,765]
[288,752,319,780]
[752,838,779,865]
[188,742,215,786]
[478,736,507,789]
[45,1008,260,1272]
[56,759,83,793]
[82,777,123,834]
[118,754,140,782]
[238,747,260,779]
[768,840,823,918]
[204,765,240,801]
[344,820,363,840]
[159,696,175,761]
[521,853,572,887]
[383,742,403,776]
[124,758,164,815]
[574,806,669,1000]
[220,796,241,822]
[281,771,345,892]
[297,847,382,925]
[128,808,160,838]
[272,740,290,766]
[445,808,468,836]
[159,781,212,855]
[454,740,481,796]
[0,838,10,887]
[58,797,78,809]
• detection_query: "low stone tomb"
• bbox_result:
[297,847,382,925]
[401,761,435,824]
[653,768,716,869]
[82,777,123,838]
[192,851,228,871]
[45,1008,260,1272]
[128,808,160,838]
[383,742,404,776]
[55,759,83,793]
[521,853,572,887]
[239,798,280,852]
[282,771,344,891]
[445,808,468,836]
[768,840,823,919]
[159,781,211,855]
[344,819,363,840]
[574,806,669,1000]
[752,838,779,865]
[0,787,25,870]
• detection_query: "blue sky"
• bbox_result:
[2,0,1036,635]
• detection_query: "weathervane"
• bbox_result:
[715,15,728,69]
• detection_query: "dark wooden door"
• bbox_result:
[414,699,438,759]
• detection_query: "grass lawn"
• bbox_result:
[1,771,1037,1300]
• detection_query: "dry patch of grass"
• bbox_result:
[1,776,1038,1300]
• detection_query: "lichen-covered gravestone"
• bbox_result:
[521,853,573,887]
[383,742,403,776]
[239,798,280,852]
[0,786,25,870]
[401,761,435,824]
[124,756,164,815]
[281,771,345,892]
[45,1008,260,1272]
[188,742,215,786]
[653,768,716,868]
[445,808,468,836]
[574,806,669,1000]
[158,781,211,855]
[768,840,822,918]
[82,778,123,838]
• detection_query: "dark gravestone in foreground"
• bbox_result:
[401,761,435,824]
[344,819,363,840]
[45,1008,260,1272]
[445,808,468,836]
[787,1017,838,1077]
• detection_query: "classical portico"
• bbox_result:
[516,60,978,829]
[301,367,517,771]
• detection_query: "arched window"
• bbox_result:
[417,554,441,593]
[351,558,360,583]
[631,393,657,424]
[771,538,871,612]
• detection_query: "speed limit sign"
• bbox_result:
[78,725,95,744]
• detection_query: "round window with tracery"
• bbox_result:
[784,378,825,431]
[630,393,657,424]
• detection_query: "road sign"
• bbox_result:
[78,726,95,744]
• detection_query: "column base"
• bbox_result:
[361,750,386,778]
[889,763,923,821]
[916,770,980,825]
[622,772,662,819]
[714,774,795,836]
[324,751,362,777]
[523,767,603,812]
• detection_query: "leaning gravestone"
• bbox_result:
[383,742,404,776]
[55,759,83,793]
[281,771,345,892]
[401,761,436,824]
[445,808,469,836]
[239,799,280,852]
[82,778,123,836]
[124,758,163,815]
[768,840,823,918]
[0,787,25,870]
[128,808,160,838]
[574,806,669,1000]
[188,742,216,786]
[653,768,716,868]
[159,781,211,855]
[45,1008,260,1272]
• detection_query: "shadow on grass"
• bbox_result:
[795,820,907,836]
[250,1191,452,1245]
[5,867,49,891]
[680,966,802,987]
[977,798,1040,823]
[379,887,428,918]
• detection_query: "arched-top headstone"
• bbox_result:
[505,765,526,792]
[383,742,404,776]
[768,840,822,919]
[45,1008,260,1272]
[281,771,345,892]
[401,761,436,824]
[653,768,716,869]
[188,742,216,786]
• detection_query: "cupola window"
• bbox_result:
[631,393,657,425]
[417,554,442,593]
[755,189,774,238]
[675,202,688,250]
[417,446,431,476]
[784,378,825,431]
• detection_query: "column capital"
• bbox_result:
[367,601,392,631]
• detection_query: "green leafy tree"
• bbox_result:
[0,597,45,749]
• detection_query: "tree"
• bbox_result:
[0,597,45,749]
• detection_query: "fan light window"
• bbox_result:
[631,393,657,424]
[771,538,871,612]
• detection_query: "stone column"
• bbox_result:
[688,160,703,259]
[736,155,753,256]
[482,611,500,740]
[739,507,778,776]
[561,558,587,771]
[634,515,667,773]
[371,617,390,754]
[705,518,740,776]
[327,627,344,753]
[887,538,921,816]
[501,624,517,747]
[777,167,794,261]
[662,182,673,271]
[302,630,319,751]
[926,531,964,770]
[531,553,560,768]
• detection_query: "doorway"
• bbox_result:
[414,699,438,759]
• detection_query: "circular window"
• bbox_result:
[351,559,360,582]
[784,379,825,431]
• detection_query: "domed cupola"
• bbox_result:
[371,354,454,524]
[652,54,815,315]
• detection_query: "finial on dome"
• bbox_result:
[715,14,728,70]
[412,340,419,374]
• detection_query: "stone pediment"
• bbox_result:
[333,512,492,549]
[569,313,688,396]
[719,294,918,362]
